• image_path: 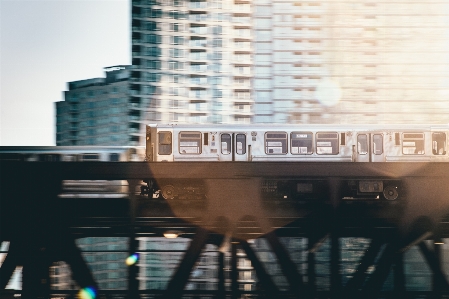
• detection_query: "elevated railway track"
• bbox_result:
[1,161,449,298]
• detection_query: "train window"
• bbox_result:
[236,134,246,155]
[402,133,424,155]
[0,153,24,161]
[357,134,368,155]
[158,131,172,155]
[62,155,76,162]
[221,134,231,154]
[265,132,287,154]
[39,154,61,162]
[432,132,447,155]
[109,153,120,162]
[316,132,339,155]
[179,131,201,154]
[373,134,383,155]
[291,132,313,154]
[82,154,100,161]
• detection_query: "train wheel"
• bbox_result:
[161,185,175,200]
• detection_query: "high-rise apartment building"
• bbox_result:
[56,66,144,146]
[252,1,449,124]
[131,0,254,125]
[132,0,449,125]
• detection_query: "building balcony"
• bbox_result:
[189,65,208,73]
[189,26,208,35]
[188,2,208,10]
[231,97,254,104]
[231,59,252,66]
[233,85,251,90]
[233,69,252,77]
[189,40,208,48]
[189,13,208,22]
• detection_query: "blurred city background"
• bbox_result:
[1,0,449,296]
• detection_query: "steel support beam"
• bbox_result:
[240,240,279,297]
[362,243,398,299]
[265,231,303,297]
[231,242,238,299]
[128,180,141,299]
[307,239,316,298]
[160,227,209,299]
[330,233,341,298]
[344,238,383,293]
[217,251,225,299]
[393,253,405,296]
[0,241,21,289]
[59,230,98,291]
[433,241,444,292]
[418,241,449,290]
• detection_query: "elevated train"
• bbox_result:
[1,124,448,202]
[144,123,449,203]
[145,123,449,162]
[0,146,145,198]
[0,146,145,162]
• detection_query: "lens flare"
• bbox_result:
[78,286,97,299]
[314,78,342,107]
[126,253,139,266]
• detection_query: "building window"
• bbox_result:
[145,34,162,44]
[168,61,184,70]
[146,21,160,31]
[147,8,163,18]
[147,60,162,69]
[146,73,161,82]
[146,47,161,56]
[170,36,184,45]
[212,38,222,47]
[169,48,185,58]
[170,23,184,32]
[212,89,222,98]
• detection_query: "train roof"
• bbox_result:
[148,123,449,131]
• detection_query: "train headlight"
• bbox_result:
[383,185,399,201]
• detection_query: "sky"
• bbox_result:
[0,0,131,145]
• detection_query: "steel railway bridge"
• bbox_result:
[1,161,449,299]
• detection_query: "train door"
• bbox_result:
[355,133,385,162]
[219,133,248,161]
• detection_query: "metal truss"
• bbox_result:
[1,161,449,298]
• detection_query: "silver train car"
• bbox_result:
[143,124,449,202]
[0,146,146,198]
[145,124,449,162]
[0,146,145,162]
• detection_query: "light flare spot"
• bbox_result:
[314,78,342,107]
[126,253,139,266]
[78,286,97,299]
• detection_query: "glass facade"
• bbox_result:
[131,0,253,125]
[55,66,142,146]
[252,1,449,124]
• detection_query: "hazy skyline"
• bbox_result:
[0,0,131,145]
